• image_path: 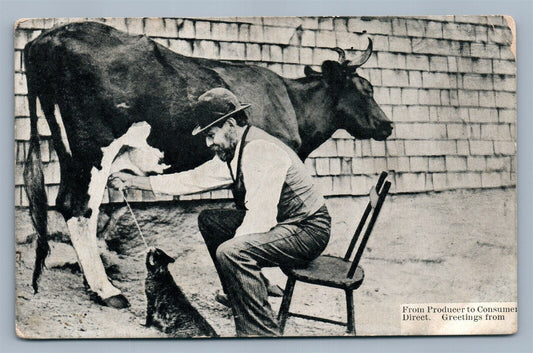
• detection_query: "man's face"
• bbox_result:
[205,120,238,162]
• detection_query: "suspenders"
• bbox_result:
[226,126,251,209]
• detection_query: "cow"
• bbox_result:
[23,21,392,309]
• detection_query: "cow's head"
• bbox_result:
[304,39,392,141]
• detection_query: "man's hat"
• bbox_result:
[191,88,251,136]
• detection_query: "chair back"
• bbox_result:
[344,171,391,278]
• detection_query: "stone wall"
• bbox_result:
[14,16,516,206]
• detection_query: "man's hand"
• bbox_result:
[108,172,132,191]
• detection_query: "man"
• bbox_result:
[109,88,331,336]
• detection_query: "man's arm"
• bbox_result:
[109,157,233,196]
[108,172,152,191]
[235,140,291,237]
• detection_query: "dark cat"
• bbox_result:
[144,247,218,337]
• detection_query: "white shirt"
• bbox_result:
[149,137,291,237]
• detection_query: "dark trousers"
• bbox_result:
[198,205,331,336]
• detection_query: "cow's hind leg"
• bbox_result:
[64,158,133,308]
[66,215,129,308]
[62,125,155,308]
[46,104,130,308]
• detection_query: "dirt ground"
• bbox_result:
[14,188,516,339]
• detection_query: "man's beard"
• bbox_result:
[213,128,238,162]
[215,147,235,162]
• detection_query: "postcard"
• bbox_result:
[14,15,516,338]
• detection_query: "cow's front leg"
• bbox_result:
[67,216,129,308]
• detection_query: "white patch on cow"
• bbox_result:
[116,102,130,109]
[67,121,169,301]
[54,103,72,156]
[87,121,169,213]
[109,143,170,176]
[67,216,122,300]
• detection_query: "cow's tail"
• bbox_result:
[22,53,50,294]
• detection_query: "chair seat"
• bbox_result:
[282,255,365,290]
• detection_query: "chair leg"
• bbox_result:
[345,289,355,335]
[277,276,296,334]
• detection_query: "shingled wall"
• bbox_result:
[14,16,516,206]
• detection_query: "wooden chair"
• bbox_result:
[277,171,391,335]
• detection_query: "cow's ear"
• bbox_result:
[321,61,346,90]
[304,66,321,77]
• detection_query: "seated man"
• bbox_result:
[109,88,331,336]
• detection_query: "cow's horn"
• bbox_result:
[333,47,346,63]
[350,38,373,68]
[304,65,322,77]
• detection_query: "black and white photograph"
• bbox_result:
[14,15,517,338]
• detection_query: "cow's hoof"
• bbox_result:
[103,294,130,309]
[215,290,230,307]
